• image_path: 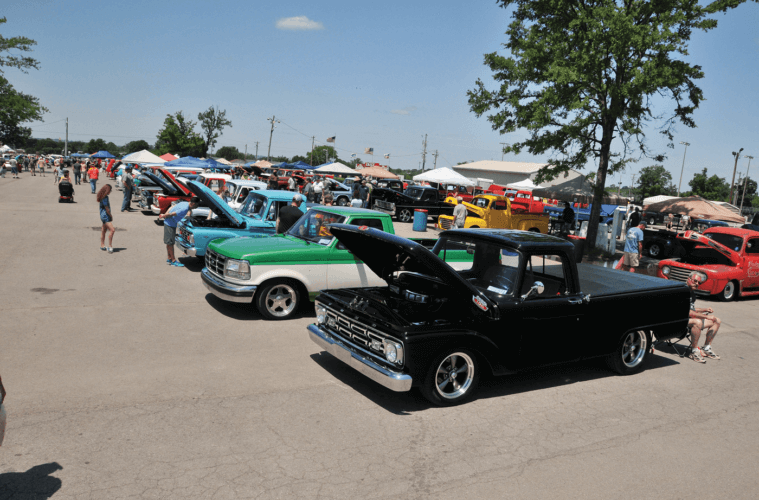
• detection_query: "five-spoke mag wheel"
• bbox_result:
[256,281,300,320]
[422,350,480,406]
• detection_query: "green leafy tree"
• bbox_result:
[467,0,748,249]
[197,106,232,157]
[752,196,759,209]
[215,146,243,161]
[636,165,676,200]
[337,157,361,168]
[124,140,150,153]
[687,168,730,201]
[735,175,757,205]
[85,138,108,153]
[311,145,337,165]
[155,111,204,157]
[0,18,47,147]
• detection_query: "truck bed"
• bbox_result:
[576,263,685,297]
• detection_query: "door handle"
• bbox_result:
[568,298,583,305]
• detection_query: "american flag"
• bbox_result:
[383,153,390,159]
[326,136,335,143]
[364,147,374,154]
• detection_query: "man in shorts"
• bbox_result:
[686,272,722,362]
[159,196,200,267]
[621,221,646,272]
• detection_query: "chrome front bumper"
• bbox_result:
[175,237,197,258]
[150,204,161,215]
[308,324,413,392]
[201,268,257,303]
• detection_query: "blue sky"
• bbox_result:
[3,0,759,188]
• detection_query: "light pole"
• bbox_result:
[500,142,507,161]
[729,148,744,205]
[740,155,754,212]
[677,141,690,196]
[266,115,279,161]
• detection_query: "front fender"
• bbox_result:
[465,217,488,228]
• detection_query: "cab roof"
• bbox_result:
[442,228,575,253]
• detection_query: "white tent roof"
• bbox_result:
[214,158,233,166]
[642,195,677,206]
[506,178,542,190]
[315,162,357,175]
[0,145,13,152]
[413,167,475,187]
[122,149,166,164]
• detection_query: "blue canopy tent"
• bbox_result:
[200,158,231,170]
[71,153,90,158]
[163,156,202,166]
[90,151,115,159]
[291,160,316,170]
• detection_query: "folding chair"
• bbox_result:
[654,328,692,357]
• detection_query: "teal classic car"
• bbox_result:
[175,182,306,258]
[201,207,471,320]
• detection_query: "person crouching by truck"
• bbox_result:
[620,221,647,272]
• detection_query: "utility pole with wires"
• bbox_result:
[310,136,315,166]
[254,141,259,160]
[630,174,637,199]
[244,144,247,161]
[64,118,68,157]
[267,116,279,161]
[433,150,439,169]
[730,148,744,205]
[421,134,428,170]
[740,155,754,212]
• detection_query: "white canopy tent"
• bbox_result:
[121,150,166,164]
[315,162,358,175]
[413,167,475,186]
[506,178,542,190]
[0,145,13,153]
[642,194,677,206]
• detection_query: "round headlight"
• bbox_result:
[315,303,327,325]
[696,271,708,283]
[384,343,398,363]
[661,266,670,276]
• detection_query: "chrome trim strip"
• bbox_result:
[175,239,197,257]
[322,304,404,361]
[201,268,257,303]
[308,324,412,392]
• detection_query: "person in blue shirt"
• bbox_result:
[621,221,647,273]
[158,197,201,267]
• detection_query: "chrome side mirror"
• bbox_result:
[520,281,545,302]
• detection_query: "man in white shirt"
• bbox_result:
[313,177,324,203]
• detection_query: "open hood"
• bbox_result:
[156,169,190,195]
[461,200,485,219]
[330,224,498,318]
[676,230,742,266]
[185,180,244,227]
[142,171,178,195]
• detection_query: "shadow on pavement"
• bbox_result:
[203,293,317,321]
[309,351,680,414]
[180,258,205,273]
[0,462,63,499]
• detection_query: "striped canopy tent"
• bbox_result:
[642,196,745,223]
[355,166,398,179]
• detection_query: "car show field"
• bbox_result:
[2,175,759,499]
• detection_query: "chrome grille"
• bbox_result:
[668,266,692,283]
[205,249,227,277]
[323,306,402,366]
[179,225,191,242]
[439,217,452,230]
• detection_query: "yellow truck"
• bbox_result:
[438,194,549,233]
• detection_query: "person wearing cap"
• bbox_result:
[159,196,201,267]
[621,220,647,273]
[121,166,135,212]
[277,194,305,234]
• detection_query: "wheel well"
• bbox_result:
[255,277,308,302]
[528,227,540,233]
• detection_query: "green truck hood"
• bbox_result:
[208,234,331,264]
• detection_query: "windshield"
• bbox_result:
[472,198,490,208]
[240,192,268,218]
[405,187,424,198]
[287,210,347,245]
[433,237,522,297]
[706,233,743,252]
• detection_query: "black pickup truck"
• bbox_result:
[308,226,690,405]
[372,185,455,223]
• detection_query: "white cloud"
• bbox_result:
[276,16,324,31]
[391,106,417,116]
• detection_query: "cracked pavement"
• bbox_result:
[1,175,758,499]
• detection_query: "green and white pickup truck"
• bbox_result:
[202,206,456,319]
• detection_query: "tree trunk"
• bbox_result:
[585,125,613,251]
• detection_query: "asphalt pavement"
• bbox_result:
[1,173,759,499]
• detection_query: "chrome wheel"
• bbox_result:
[434,352,475,400]
[721,281,737,302]
[337,197,348,206]
[398,209,412,223]
[648,243,661,258]
[621,330,647,369]
[264,284,297,317]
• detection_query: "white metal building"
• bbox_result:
[452,160,549,186]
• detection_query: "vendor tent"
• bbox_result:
[642,195,677,206]
[71,153,90,158]
[642,196,745,223]
[315,162,358,176]
[200,158,230,170]
[413,167,475,186]
[90,150,115,159]
[506,178,542,190]
[122,149,166,164]
[159,153,177,161]
[251,160,273,169]
[291,160,315,170]
[355,166,398,179]
[0,145,12,152]
[532,170,627,205]
[213,158,233,166]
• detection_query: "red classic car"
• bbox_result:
[657,227,759,301]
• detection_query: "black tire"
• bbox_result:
[336,197,349,206]
[398,208,413,223]
[255,280,301,320]
[648,243,662,258]
[649,217,656,225]
[420,349,480,406]
[469,225,480,229]
[719,280,738,302]
[606,330,650,375]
